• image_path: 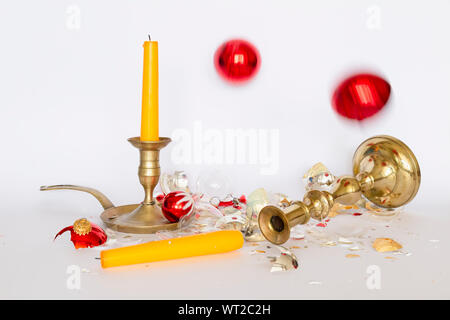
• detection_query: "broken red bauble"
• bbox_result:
[54,218,107,249]
[162,191,194,223]
[332,73,391,121]
[155,193,165,203]
[216,195,247,210]
[214,39,261,83]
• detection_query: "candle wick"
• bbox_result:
[148,34,151,41]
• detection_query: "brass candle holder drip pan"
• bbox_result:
[41,137,179,234]
[258,135,421,245]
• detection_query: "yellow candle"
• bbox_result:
[140,38,159,141]
[100,230,244,268]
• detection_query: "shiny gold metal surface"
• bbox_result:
[259,201,311,245]
[40,185,115,209]
[108,137,175,233]
[258,135,421,245]
[352,135,420,208]
[40,137,179,234]
[101,203,180,233]
[73,218,92,235]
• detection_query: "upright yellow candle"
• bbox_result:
[140,38,159,141]
[100,230,244,268]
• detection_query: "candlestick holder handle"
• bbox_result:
[40,185,114,210]
[258,135,421,244]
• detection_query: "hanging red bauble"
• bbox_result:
[332,73,391,121]
[214,39,261,83]
[162,191,194,223]
[54,218,107,249]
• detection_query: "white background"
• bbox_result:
[1,0,450,299]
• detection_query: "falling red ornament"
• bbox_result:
[214,39,261,83]
[161,191,194,223]
[54,218,107,249]
[332,73,391,121]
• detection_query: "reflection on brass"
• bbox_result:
[41,137,179,234]
[258,135,421,245]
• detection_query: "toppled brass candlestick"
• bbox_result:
[41,136,179,234]
[258,135,421,245]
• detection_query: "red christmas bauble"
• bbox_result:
[332,73,391,121]
[54,218,107,249]
[214,39,261,83]
[162,191,194,223]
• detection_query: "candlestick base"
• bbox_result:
[101,203,180,234]
[41,136,179,234]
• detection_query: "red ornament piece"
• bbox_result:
[54,218,107,249]
[216,194,247,210]
[217,200,233,207]
[214,39,261,83]
[238,195,247,204]
[155,193,165,203]
[162,191,194,223]
[332,73,391,121]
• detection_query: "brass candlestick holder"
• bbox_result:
[41,136,179,234]
[258,135,421,245]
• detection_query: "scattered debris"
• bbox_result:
[338,237,353,244]
[268,246,299,272]
[303,162,335,191]
[372,238,402,252]
[291,233,305,240]
[321,240,337,247]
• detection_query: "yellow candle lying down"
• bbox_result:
[100,230,244,268]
